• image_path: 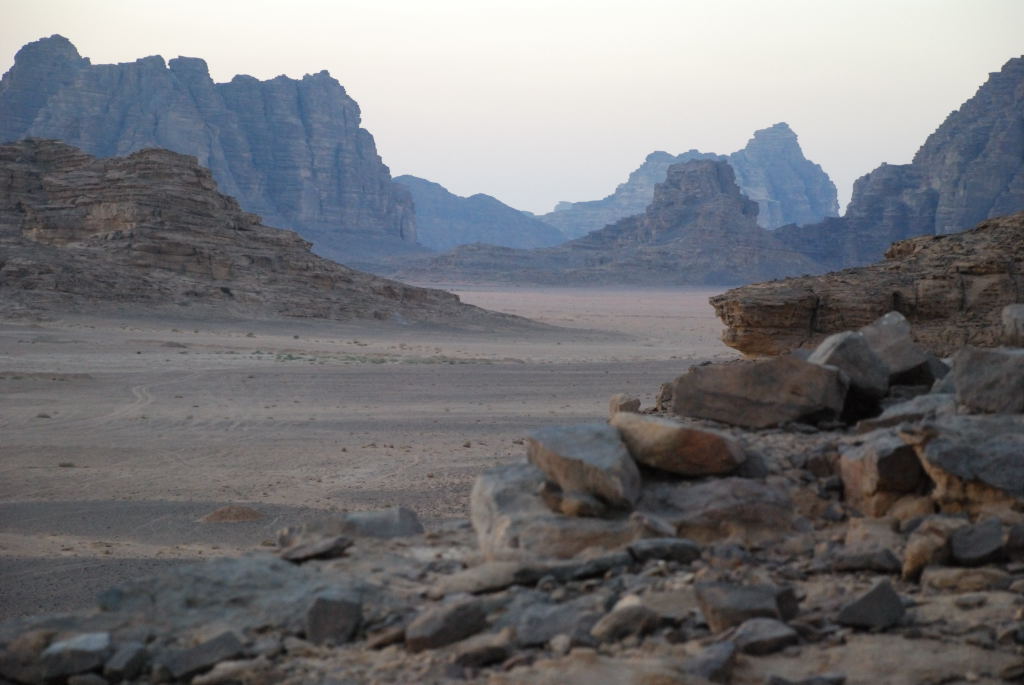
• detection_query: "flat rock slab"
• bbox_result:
[836,579,905,630]
[405,598,487,652]
[672,356,848,428]
[610,412,746,476]
[953,346,1024,414]
[528,423,642,508]
[808,330,889,398]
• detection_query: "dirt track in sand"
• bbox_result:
[0,286,735,617]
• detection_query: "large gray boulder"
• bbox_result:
[808,330,889,398]
[527,424,642,508]
[861,312,943,385]
[672,357,849,428]
[952,346,1024,414]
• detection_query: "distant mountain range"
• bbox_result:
[540,122,839,239]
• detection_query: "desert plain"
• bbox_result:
[0,286,735,619]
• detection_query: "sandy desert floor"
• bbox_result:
[0,286,735,618]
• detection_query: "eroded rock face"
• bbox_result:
[0,139,523,327]
[541,122,839,238]
[712,213,1024,356]
[0,35,418,262]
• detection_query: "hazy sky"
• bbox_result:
[3,0,1022,214]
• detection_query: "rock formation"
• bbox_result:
[393,175,565,250]
[541,123,839,238]
[711,212,1024,356]
[0,139,523,327]
[775,56,1024,270]
[0,35,420,264]
[3,314,1023,684]
[396,159,823,285]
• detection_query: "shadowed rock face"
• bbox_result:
[0,139,523,327]
[0,35,419,264]
[541,122,839,238]
[775,56,1024,270]
[396,159,823,285]
[394,175,566,250]
[711,212,1024,356]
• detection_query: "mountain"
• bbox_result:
[0,35,421,265]
[540,123,839,239]
[711,212,1024,357]
[0,138,523,328]
[775,56,1024,270]
[393,175,565,250]
[395,159,822,285]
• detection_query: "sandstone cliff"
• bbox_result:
[775,56,1024,270]
[541,123,839,238]
[394,175,565,250]
[396,159,823,285]
[0,35,420,264]
[0,139,521,327]
[711,212,1024,356]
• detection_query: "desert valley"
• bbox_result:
[1,6,1024,684]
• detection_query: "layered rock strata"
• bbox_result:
[542,122,839,238]
[0,35,419,263]
[0,139,521,327]
[710,212,1024,356]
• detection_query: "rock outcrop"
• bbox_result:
[710,212,1024,356]
[0,35,420,264]
[541,123,839,238]
[0,139,523,327]
[396,159,823,285]
[775,56,1024,269]
[394,175,565,250]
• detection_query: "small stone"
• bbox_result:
[950,518,1005,566]
[451,628,513,668]
[695,582,797,633]
[589,605,660,643]
[627,537,701,564]
[767,675,846,685]
[161,632,243,681]
[305,592,362,645]
[732,617,799,655]
[40,632,111,680]
[200,505,263,522]
[831,548,902,573]
[280,535,352,563]
[548,633,572,656]
[682,641,736,683]
[278,506,424,546]
[103,641,146,681]
[610,412,746,476]
[527,423,641,508]
[836,579,905,630]
[920,566,1011,592]
[902,515,967,580]
[953,593,988,610]
[608,393,641,417]
[406,598,488,652]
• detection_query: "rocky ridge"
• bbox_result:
[394,175,566,251]
[395,159,823,286]
[0,35,420,264]
[710,211,1024,357]
[0,139,523,328]
[541,123,839,239]
[3,310,1023,684]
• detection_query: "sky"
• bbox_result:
[2,0,1022,215]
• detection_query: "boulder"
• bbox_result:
[950,518,1006,566]
[40,633,111,681]
[952,347,1024,414]
[527,424,642,509]
[836,579,905,630]
[860,312,940,385]
[160,632,244,681]
[732,617,800,655]
[304,592,362,646]
[808,331,889,398]
[1003,304,1024,346]
[695,582,798,633]
[103,642,147,681]
[470,464,640,560]
[839,430,926,517]
[610,412,746,476]
[405,598,488,652]
[854,393,956,433]
[672,356,848,428]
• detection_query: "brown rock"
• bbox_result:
[902,516,968,580]
[610,412,746,476]
[920,566,1012,592]
[839,430,925,517]
[672,357,848,429]
[607,393,641,418]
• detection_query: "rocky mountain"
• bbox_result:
[393,175,565,250]
[541,123,839,239]
[396,159,823,285]
[0,139,524,327]
[775,56,1024,270]
[0,35,421,265]
[711,211,1024,357]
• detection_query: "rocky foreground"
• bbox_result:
[0,139,524,329]
[710,212,1024,356]
[3,307,1024,684]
